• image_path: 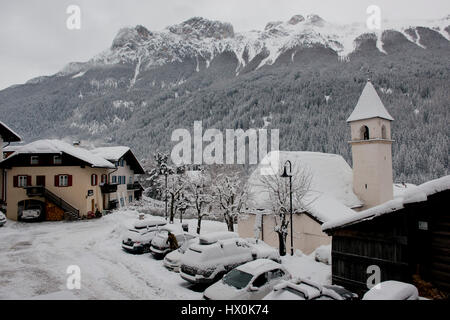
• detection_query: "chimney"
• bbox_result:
[73,140,81,147]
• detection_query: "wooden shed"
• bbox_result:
[322,176,450,299]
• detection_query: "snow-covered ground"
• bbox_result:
[0,209,330,300]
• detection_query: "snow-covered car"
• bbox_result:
[20,207,42,221]
[164,231,239,272]
[362,281,419,300]
[0,212,6,227]
[263,278,358,300]
[203,259,291,300]
[179,238,280,284]
[121,218,167,254]
[150,224,196,258]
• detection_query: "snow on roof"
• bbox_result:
[2,139,115,168]
[346,81,394,122]
[0,121,22,142]
[198,231,239,244]
[237,259,282,275]
[246,151,362,223]
[90,146,130,161]
[322,175,450,231]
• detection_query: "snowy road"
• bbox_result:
[0,210,330,300]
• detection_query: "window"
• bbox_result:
[91,174,98,186]
[268,269,285,280]
[101,174,107,184]
[120,198,125,207]
[18,176,29,187]
[360,125,370,140]
[59,175,69,187]
[129,176,133,184]
[117,176,122,184]
[381,125,387,139]
[112,176,117,184]
[129,195,133,203]
[122,176,126,184]
[53,155,62,165]
[30,156,39,165]
[55,175,72,187]
[252,273,268,288]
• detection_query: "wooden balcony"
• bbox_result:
[100,183,118,193]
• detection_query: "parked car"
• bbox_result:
[20,206,42,221]
[362,281,419,300]
[164,231,239,272]
[0,212,6,227]
[122,218,167,254]
[150,224,196,258]
[263,278,358,300]
[203,259,291,300]
[179,238,280,284]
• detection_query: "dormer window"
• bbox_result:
[30,156,39,165]
[360,126,369,140]
[53,155,62,165]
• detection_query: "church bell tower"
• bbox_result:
[347,80,394,209]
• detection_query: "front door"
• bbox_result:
[91,199,95,212]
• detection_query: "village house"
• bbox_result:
[0,121,22,208]
[0,139,145,221]
[91,146,145,209]
[238,80,398,255]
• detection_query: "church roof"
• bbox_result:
[347,81,394,122]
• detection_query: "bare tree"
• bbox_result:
[259,164,312,256]
[211,166,248,232]
[166,173,185,224]
[183,169,212,234]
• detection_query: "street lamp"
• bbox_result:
[161,164,169,220]
[281,160,293,256]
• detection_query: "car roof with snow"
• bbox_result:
[272,278,342,300]
[133,218,166,229]
[237,259,283,275]
[198,231,239,244]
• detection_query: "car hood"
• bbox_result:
[0,213,5,220]
[204,281,246,300]
[165,249,183,263]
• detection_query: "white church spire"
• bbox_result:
[347,80,394,123]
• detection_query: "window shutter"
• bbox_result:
[27,176,32,186]
[68,175,73,187]
[13,176,18,188]
[54,175,59,187]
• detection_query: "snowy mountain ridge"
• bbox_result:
[59,14,450,79]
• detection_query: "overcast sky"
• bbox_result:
[0,0,448,90]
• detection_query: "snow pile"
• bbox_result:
[281,253,331,285]
[323,175,450,231]
[346,81,394,122]
[313,245,331,265]
[3,139,115,168]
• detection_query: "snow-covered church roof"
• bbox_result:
[245,151,363,223]
[1,139,115,169]
[322,175,450,231]
[346,81,394,122]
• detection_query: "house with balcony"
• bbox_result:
[91,146,145,209]
[0,139,145,221]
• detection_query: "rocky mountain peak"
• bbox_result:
[167,17,234,39]
[288,14,305,25]
[111,25,152,49]
[306,14,325,26]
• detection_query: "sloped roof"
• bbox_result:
[322,175,450,231]
[1,139,115,168]
[91,146,145,174]
[0,121,22,142]
[246,151,362,223]
[347,81,394,122]
[91,146,130,161]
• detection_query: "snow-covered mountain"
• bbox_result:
[1,14,449,184]
[60,14,450,80]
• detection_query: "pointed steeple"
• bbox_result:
[347,81,394,122]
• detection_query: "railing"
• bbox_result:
[100,183,118,193]
[127,181,142,190]
[24,186,79,218]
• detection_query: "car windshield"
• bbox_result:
[222,269,253,290]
